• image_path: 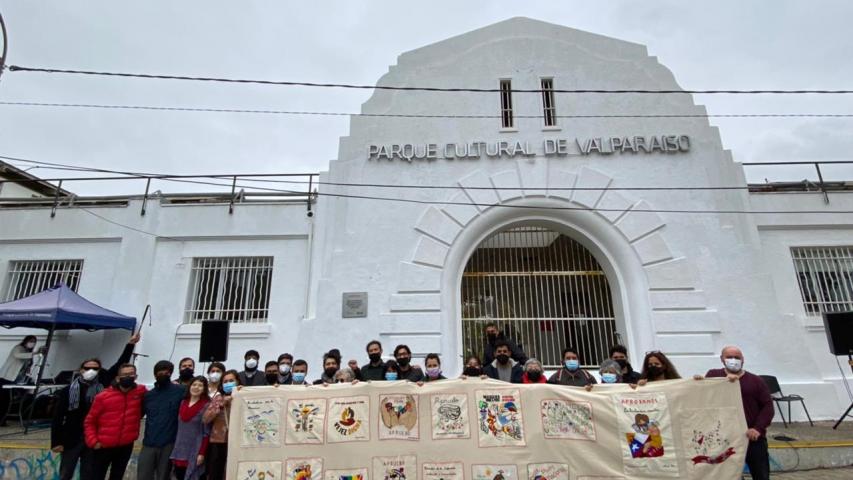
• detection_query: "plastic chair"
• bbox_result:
[760,375,814,427]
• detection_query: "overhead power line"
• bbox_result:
[7,65,853,94]
[3,100,853,119]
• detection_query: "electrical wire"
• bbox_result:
[3,100,853,119]
[7,65,853,94]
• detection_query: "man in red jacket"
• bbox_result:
[84,363,146,480]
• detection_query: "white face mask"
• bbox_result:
[81,369,99,381]
[25,342,36,349]
[245,358,258,369]
[279,364,291,375]
[724,357,743,373]
[208,372,222,383]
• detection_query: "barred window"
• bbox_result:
[4,259,83,301]
[185,257,273,324]
[792,247,853,315]
[541,78,557,127]
[500,79,514,128]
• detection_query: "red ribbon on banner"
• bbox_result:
[691,447,736,465]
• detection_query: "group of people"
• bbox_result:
[0,321,775,480]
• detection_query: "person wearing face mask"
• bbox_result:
[176,357,196,387]
[203,369,240,480]
[598,359,623,384]
[85,364,147,480]
[609,344,641,384]
[264,361,280,385]
[138,360,185,480]
[333,367,357,384]
[482,322,528,366]
[277,353,294,384]
[207,362,226,397]
[461,355,484,378]
[238,350,266,386]
[484,341,524,383]
[393,344,424,382]
[290,359,309,385]
[360,340,387,381]
[702,346,773,480]
[547,347,596,387]
[50,332,140,480]
[637,351,681,385]
[384,360,400,381]
[521,358,547,384]
[314,353,340,385]
[423,353,446,382]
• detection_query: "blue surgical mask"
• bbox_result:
[564,359,579,371]
[601,373,618,383]
[385,371,398,381]
[222,381,236,394]
[292,372,306,384]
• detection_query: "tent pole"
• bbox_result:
[24,325,54,434]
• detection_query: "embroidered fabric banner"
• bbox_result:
[229,378,747,479]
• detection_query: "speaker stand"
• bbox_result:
[832,354,853,430]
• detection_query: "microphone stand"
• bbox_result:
[832,352,853,430]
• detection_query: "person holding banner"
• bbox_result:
[203,369,240,480]
[547,347,596,387]
[521,358,547,384]
[637,351,681,386]
[485,341,524,383]
[704,346,773,480]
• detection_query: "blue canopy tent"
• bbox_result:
[0,284,136,430]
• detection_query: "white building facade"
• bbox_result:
[1,18,851,419]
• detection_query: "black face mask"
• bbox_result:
[463,367,482,377]
[496,354,510,364]
[265,373,279,384]
[368,353,382,363]
[118,377,136,389]
[527,371,542,381]
[155,374,171,387]
[646,366,663,378]
[487,333,498,343]
[179,368,194,381]
[615,359,628,369]
[324,367,338,378]
[396,357,410,368]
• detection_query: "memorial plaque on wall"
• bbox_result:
[342,292,367,318]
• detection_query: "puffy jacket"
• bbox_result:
[84,384,146,448]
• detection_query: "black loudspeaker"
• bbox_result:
[199,320,230,362]
[823,311,853,355]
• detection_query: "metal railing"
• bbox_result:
[792,246,853,316]
[0,172,319,216]
[743,160,853,204]
[461,226,617,369]
[3,259,83,301]
[185,256,274,324]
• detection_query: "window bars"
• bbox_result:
[792,246,853,315]
[461,227,617,368]
[3,259,83,301]
[500,79,514,129]
[185,256,274,324]
[541,78,557,127]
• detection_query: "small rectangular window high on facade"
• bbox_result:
[541,78,557,127]
[500,79,514,128]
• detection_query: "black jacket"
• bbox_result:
[621,364,642,384]
[483,360,524,384]
[483,333,528,366]
[50,342,134,448]
[360,361,387,381]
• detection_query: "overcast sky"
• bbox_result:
[2,1,852,195]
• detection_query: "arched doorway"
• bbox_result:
[460,225,619,368]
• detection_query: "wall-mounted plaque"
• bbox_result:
[342,292,368,318]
